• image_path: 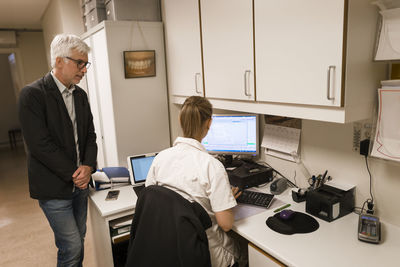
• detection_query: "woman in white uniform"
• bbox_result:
[146,96,243,267]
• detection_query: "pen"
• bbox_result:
[313,174,322,189]
[274,203,291,213]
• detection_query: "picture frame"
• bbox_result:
[123,50,156,78]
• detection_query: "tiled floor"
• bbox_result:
[0,146,96,267]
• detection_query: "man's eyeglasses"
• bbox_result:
[65,57,91,70]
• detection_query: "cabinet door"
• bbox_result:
[82,36,107,169]
[163,0,204,96]
[255,0,345,107]
[201,0,254,101]
[248,243,284,267]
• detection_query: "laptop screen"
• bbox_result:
[127,153,157,185]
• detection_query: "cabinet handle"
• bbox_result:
[244,70,251,96]
[195,73,201,94]
[327,65,335,100]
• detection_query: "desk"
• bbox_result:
[233,188,400,267]
[88,185,137,267]
[89,185,400,267]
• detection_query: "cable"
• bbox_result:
[293,170,297,186]
[256,160,297,188]
[364,155,374,204]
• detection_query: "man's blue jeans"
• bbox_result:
[39,188,89,267]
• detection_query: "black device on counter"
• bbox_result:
[270,178,288,195]
[225,160,273,189]
[306,184,354,222]
[358,213,381,244]
[105,190,120,201]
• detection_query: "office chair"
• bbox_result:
[125,185,212,267]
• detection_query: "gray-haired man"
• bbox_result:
[18,34,97,267]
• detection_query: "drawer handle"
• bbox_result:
[195,73,201,94]
[244,70,251,96]
[327,65,335,100]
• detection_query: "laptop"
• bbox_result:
[127,152,157,195]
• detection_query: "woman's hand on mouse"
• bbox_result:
[231,187,242,199]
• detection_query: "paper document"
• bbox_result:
[92,171,109,183]
[371,84,400,162]
[262,124,301,162]
[375,7,400,60]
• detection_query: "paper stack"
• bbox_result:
[92,167,130,190]
[371,80,400,162]
[373,1,400,60]
[261,124,301,162]
[110,215,133,244]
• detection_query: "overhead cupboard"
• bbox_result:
[162,0,204,97]
[164,0,387,123]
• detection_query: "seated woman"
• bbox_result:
[146,96,243,266]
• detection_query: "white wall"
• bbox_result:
[260,120,400,227]
[168,106,400,227]
[41,0,84,67]
[18,32,49,85]
[0,31,48,146]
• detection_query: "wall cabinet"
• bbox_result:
[255,0,345,107]
[200,0,255,101]
[255,0,385,111]
[165,0,386,123]
[163,0,204,96]
[81,21,170,168]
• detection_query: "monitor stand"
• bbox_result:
[221,155,245,168]
[224,155,233,166]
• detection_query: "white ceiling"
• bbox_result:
[0,0,50,29]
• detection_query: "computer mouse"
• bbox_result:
[279,209,295,220]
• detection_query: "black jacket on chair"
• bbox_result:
[125,185,212,267]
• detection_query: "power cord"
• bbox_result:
[258,161,297,188]
[359,139,375,214]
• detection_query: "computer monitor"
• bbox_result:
[127,152,157,186]
[202,114,259,155]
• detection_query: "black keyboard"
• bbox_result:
[236,190,274,208]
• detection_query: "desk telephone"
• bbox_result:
[358,213,381,244]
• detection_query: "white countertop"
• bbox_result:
[89,185,137,217]
[89,184,400,266]
[233,189,400,267]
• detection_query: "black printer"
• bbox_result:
[225,161,273,189]
[306,184,354,222]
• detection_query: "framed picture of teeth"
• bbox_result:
[123,50,156,78]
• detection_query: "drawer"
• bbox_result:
[85,7,106,29]
[105,0,115,21]
[105,0,161,21]
[84,0,105,15]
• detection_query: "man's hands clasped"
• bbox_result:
[72,165,93,189]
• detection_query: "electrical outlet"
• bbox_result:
[353,122,362,152]
[353,120,373,152]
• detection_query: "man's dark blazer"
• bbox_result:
[18,72,97,200]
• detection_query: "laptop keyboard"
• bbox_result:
[236,190,274,208]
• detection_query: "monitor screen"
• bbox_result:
[127,153,157,185]
[202,114,259,155]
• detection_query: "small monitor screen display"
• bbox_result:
[130,156,155,183]
[202,114,258,154]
